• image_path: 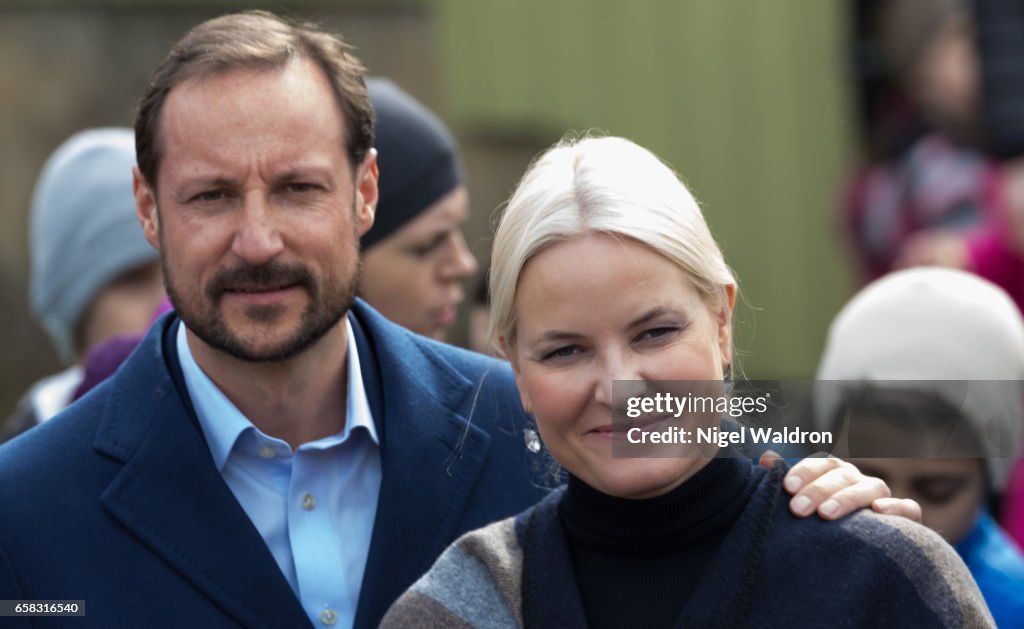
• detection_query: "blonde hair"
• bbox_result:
[489,135,736,353]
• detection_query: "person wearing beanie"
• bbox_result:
[359,78,478,341]
[2,128,164,442]
[816,267,1024,628]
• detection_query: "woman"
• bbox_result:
[382,136,993,628]
[359,78,478,341]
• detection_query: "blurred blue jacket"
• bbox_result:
[956,509,1024,628]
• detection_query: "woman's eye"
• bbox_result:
[636,326,679,343]
[411,235,447,258]
[541,345,581,362]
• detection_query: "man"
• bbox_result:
[1,13,543,628]
[0,11,916,629]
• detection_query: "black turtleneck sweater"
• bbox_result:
[558,455,758,629]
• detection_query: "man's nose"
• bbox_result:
[232,193,284,265]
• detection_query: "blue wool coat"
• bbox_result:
[0,299,550,628]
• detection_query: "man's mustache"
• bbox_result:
[206,263,316,298]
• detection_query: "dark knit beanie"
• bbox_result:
[362,78,464,250]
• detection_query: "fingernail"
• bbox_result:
[792,495,812,515]
[873,498,894,512]
[820,499,839,518]
[784,475,803,493]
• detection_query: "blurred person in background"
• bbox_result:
[844,0,1024,311]
[817,268,1024,627]
[359,78,478,342]
[842,0,989,282]
[2,128,163,442]
[846,0,1024,546]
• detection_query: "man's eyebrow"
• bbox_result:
[197,176,236,187]
[171,176,238,197]
[274,164,334,181]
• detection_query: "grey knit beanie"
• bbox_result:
[29,128,159,363]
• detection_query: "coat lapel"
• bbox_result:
[350,302,494,629]
[94,317,311,628]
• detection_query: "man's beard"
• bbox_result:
[164,256,360,363]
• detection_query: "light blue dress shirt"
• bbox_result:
[177,318,381,629]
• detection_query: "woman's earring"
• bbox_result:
[523,428,542,453]
[723,365,734,396]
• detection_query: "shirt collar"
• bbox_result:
[176,316,378,471]
[30,364,83,423]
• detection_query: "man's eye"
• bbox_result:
[193,190,227,203]
[285,182,317,193]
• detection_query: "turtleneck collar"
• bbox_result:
[559,453,758,555]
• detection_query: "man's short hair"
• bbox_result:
[134,10,374,189]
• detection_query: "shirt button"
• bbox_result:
[302,493,316,511]
[258,446,275,459]
[320,608,337,626]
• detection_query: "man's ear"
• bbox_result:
[354,149,379,238]
[500,335,533,415]
[133,165,161,251]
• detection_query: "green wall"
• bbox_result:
[438,0,858,377]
